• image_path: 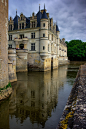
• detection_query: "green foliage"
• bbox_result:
[0,82,12,92]
[66,40,86,61]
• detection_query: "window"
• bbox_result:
[31,91,35,98]
[9,35,12,41]
[0,60,1,70]
[52,34,53,41]
[43,33,45,37]
[43,23,45,27]
[22,23,24,29]
[20,44,24,49]
[19,23,21,29]
[20,34,24,39]
[21,17,22,20]
[48,34,49,40]
[31,32,35,39]
[31,43,35,51]
[9,25,12,31]
[48,44,49,51]
[43,46,45,50]
[9,44,12,48]
[32,21,35,28]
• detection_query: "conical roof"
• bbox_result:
[56,25,59,31]
[41,4,48,19]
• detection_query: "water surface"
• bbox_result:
[0,64,81,129]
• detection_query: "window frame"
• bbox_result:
[20,34,24,39]
[22,23,24,29]
[9,35,12,41]
[43,23,45,27]
[9,44,12,48]
[31,43,35,51]
[31,32,35,39]
[43,33,45,37]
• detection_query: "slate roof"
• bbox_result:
[41,9,48,19]
[11,5,59,32]
[13,15,19,30]
[56,25,59,31]
[36,10,42,27]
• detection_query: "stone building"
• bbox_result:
[8,5,68,71]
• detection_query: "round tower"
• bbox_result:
[40,4,49,59]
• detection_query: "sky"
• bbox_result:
[9,0,86,42]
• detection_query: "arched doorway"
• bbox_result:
[20,44,24,49]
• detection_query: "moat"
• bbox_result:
[0,63,84,129]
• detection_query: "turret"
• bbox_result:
[40,4,49,59]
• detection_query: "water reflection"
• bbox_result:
[0,65,78,129]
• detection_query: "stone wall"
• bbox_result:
[58,57,69,66]
[0,0,9,88]
[57,64,86,129]
[8,48,17,82]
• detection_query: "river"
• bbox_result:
[0,63,84,129]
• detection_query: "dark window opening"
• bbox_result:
[31,91,35,98]
[32,21,35,28]
[43,23,45,27]
[52,34,53,41]
[20,44,24,49]
[21,17,22,20]
[9,44,12,48]
[31,43,35,51]
[22,23,24,29]
[9,35,12,41]
[9,25,12,31]
[43,34,45,37]
[31,32,35,39]
[19,23,21,29]
[20,34,24,39]
[48,44,49,51]
[43,46,45,50]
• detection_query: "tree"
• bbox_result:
[66,40,86,61]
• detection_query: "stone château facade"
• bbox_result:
[8,5,68,71]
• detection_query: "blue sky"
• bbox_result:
[9,0,86,42]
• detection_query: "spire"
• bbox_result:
[39,4,40,11]
[41,4,48,19]
[16,9,17,16]
[44,4,45,10]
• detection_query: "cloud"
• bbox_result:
[9,0,86,42]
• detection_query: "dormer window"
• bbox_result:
[19,23,21,29]
[21,17,22,20]
[9,25,12,31]
[22,23,24,29]
[32,21,35,28]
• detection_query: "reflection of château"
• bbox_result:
[9,65,68,128]
[8,4,68,72]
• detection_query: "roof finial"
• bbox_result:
[44,4,45,10]
[16,9,17,16]
[39,4,40,11]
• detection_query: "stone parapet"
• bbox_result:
[57,64,86,129]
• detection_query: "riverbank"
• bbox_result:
[57,64,86,129]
